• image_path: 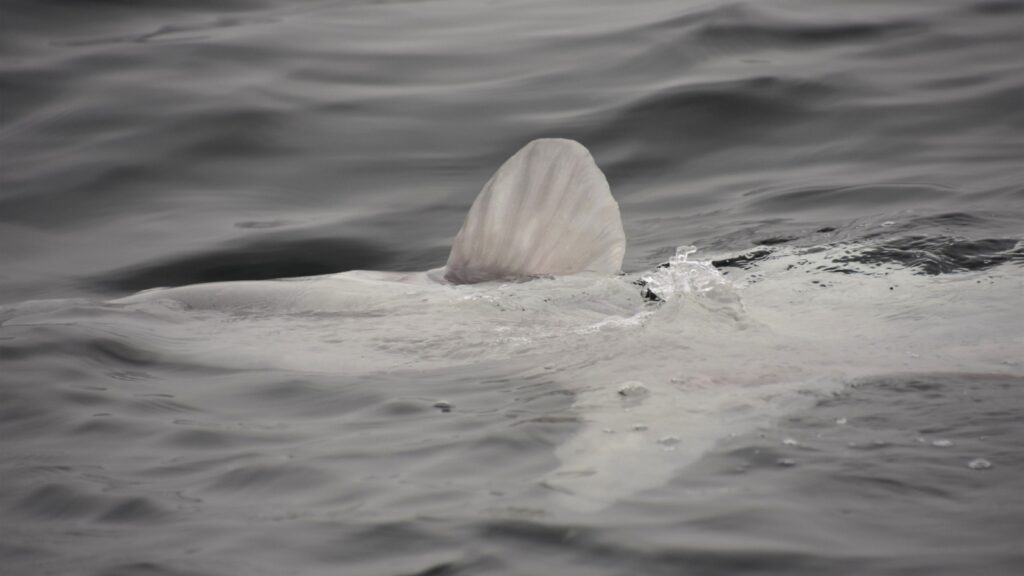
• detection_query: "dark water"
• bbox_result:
[2,0,1023,574]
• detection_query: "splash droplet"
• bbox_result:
[617,381,649,398]
[967,458,992,470]
[657,435,680,447]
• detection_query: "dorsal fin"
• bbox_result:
[444,139,626,284]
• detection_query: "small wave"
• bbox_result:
[969,0,1024,15]
[744,183,958,213]
[10,482,169,524]
[55,15,277,47]
[589,76,830,177]
[712,249,773,270]
[694,9,922,47]
[645,2,922,47]
[204,463,333,495]
[832,236,1023,275]
[573,310,653,335]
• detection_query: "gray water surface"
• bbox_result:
[2,1,1023,574]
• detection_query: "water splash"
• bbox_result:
[641,246,740,307]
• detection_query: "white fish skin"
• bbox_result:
[444,138,625,284]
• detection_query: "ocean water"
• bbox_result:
[2,0,1023,575]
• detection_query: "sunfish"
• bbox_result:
[107,138,684,511]
[11,138,1015,513]
[119,138,627,310]
[81,138,854,514]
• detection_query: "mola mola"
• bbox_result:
[4,138,1020,514]
[97,137,704,511]
[113,139,628,312]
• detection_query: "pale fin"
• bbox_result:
[444,139,625,284]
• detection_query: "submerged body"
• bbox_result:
[7,139,1020,512]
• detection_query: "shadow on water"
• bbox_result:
[92,236,393,292]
